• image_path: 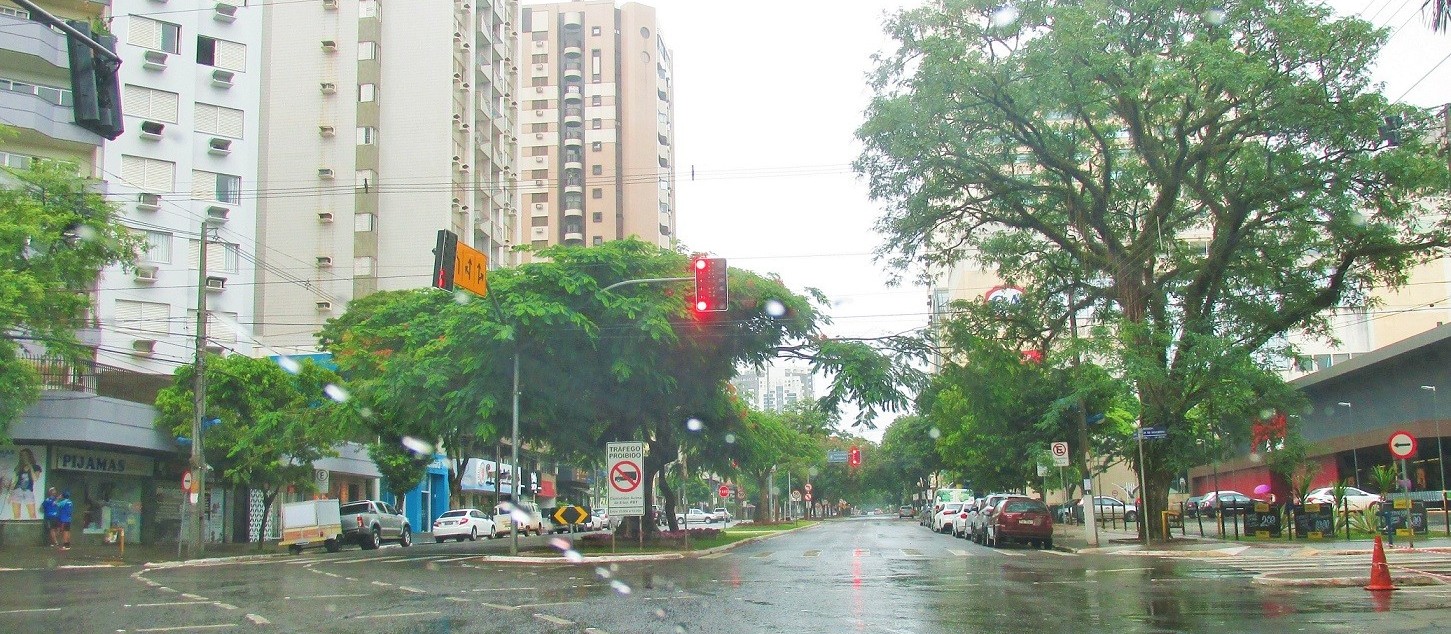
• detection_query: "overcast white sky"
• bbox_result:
[634,0,1451,438]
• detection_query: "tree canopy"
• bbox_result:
[0,158,141,437]
[857,0,1450,538]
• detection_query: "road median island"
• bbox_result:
[476,521,819,564]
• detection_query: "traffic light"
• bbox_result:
[848,445,861,468]
[65,21,124,140]
[692,257,728,312]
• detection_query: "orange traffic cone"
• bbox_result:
[1364,534,1396,592]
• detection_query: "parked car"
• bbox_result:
[1089,496,1139,522]
[951,501,977,538]
[1199,490,1258,517]
[985,497,1054,549]
[898,505,915,518]
[587,507,610,531]
[339,500,411,550]
[932,502,963,533]
[1305,486,1383,512]
[968,494,1017,543]
[676,508,713,524]
[1183,495,1206,518]
[712,507,733,522]
[432,508,497,542]
[493,501,544,536]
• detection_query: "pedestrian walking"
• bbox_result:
[40,487,59,547]
[57,490,74,550]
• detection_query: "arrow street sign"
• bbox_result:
[1050,441,1070,467]
[1388,430,1418,459]
[551,505,591,526]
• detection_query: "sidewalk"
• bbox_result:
[0,541,286,571]
[1053,522,1451,554]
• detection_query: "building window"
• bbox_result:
[119,155,175,192]
[2,77,73,107]
[532,54,548,63]
[358,41,378,60]
[0,6,30,18]
[531,123,548,133]
[591,118,602,130]
[197,36,246,72]
[591,26,600,36]
[129,16,180,54]
[591,165,602,175]
[531,77,548,87]
[194,103,245,138]
[591,50,602,82]
[358,83,376,102]
[115,299,170,336]
[530,192,549,203]
[591,188,602,199]
[187,239,240,273]
[359,0,378,18]
[592,95,601,106]
[591,141,602,152]
[592,211,602,223]
[356,126,376,145]
[138,230,172,264]
[354,256,375,276]
[355,169,375,190]
[122,85,178,122]
[192,170,241,204]
[531,169,548,179]
[531,99,548,109]
[529,146,549,157]
[592,236,602,245]
[354,213,375,232]
[0,151,36,169]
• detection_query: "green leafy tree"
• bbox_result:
[857,0,1450,539]
[733,408,817,522]
[155,355,354,545]
[876,415,944,505]
[368,439,432,505]
[0,158,141,437]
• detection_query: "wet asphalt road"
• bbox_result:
[2,517,1449,633]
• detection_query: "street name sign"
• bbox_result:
[606,442,645,517]
[826,449,848,463]
[1050,441,1071,467]
[1136,427,1167,440]
[1388,431,1417,460]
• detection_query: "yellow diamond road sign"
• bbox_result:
[552,505,591,526]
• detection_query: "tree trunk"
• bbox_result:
[753,472,771,523]
[256,488,278,549]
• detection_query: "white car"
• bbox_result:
[676,508,712,524]
[1305,486,1382,512]
[493,502,544,536]
[932,502,963,533]
[588,508,610,531]
[968,494,1017,543]
[712,507,732,522]
[432,508,497,542]
[951,502,977,538]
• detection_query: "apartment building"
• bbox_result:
[515,1,675,259]
[731,363,816,413]
[254,0,520,353]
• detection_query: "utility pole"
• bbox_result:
[189,221,212,557]
[510,351,519,556]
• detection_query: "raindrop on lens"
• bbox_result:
[454,290,471,304]
[610,579,632,595]
[549,537,570,550]
[563,549,584,563]
[277,356,302,374]
[324,384,350,402]
[595,566,612,579]
[725,433,736,444]
[687,418,704,432]
[655,608,667,619]
[1203,8,1226,26]
[929,427,941,439]
[1258,408,1275,420]
[808,467,819,477]
[990,4,1020,28]
[765,299,787,318]
[402,436,434,455]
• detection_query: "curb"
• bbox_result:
[144,553,287,569]
[476,522,818,564]
[1251,571,1447,588]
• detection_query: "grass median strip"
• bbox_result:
[562,522,816,555]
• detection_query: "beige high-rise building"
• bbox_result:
[515,1,675,259]
[254,0,520,353]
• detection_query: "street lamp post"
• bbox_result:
[1419,385,1449,536]
[1338,402,1359,488]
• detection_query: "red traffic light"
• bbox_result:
[848,445,861,467]
[692,257,728,312]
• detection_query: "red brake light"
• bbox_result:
[357,515,364,528]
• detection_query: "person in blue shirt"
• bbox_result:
[40,487,59,547]
[56,491,74,550]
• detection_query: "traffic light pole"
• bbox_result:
[13,0,121,63]
[599,277,691,293]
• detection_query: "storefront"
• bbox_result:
[47,447,156,543]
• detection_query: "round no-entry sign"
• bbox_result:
[609,460,641,493]
[718,484,731,498]
[1388,431,1417,459]
[181,469,194,493]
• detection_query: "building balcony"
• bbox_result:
[563,133,582,149]
[563,87,582,103]
[563,44,582,58]
[564,158,582,172]
[564,207,583,220]
[564,231,584,244]
[0,15,70,73]
[563,66,583,81]
[564,180,583,195]
[0,89,102,147]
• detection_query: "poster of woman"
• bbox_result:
[0,445,47,521]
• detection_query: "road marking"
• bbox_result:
[398,586,427,594]
[0,608,61,615]
[517,601,583,609]
[1086,567,1153,574]
[480,602,519,611]
[58,564,116,569]
[1041,550,1078,557]
[371,581,394,588]
[584,629,611,634]
[126,601,213,608]
[947,549,973,557]
[750,552,772,559]
[245,614,270,626]
[534,614,574,626]
[352,611,441,620]
[126,625,237,632]
[900,549,924,557]
[383,555,443,563]
[330,556,409,565]
[698,552,727,559]
[467,587,537,592]
[802,550,820,558]
[157,587,177,593]
[283,593,369,600]
[213,603,237,611]
[995,550,1025,557]
[852,549,871,557]
[446,597,470,603]
[322,572,341,578]
[432,555,480,563]
[180,593,209,601]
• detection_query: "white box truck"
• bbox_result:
[280,499,344,554]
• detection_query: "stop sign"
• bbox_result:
[718,484,731,498]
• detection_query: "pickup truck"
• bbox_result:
[339,500,412,550]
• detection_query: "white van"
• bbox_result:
[493,501,543,536]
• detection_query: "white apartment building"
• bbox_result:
[731,363,816,413]
[254,0,520,353]
[99,0,262,373]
